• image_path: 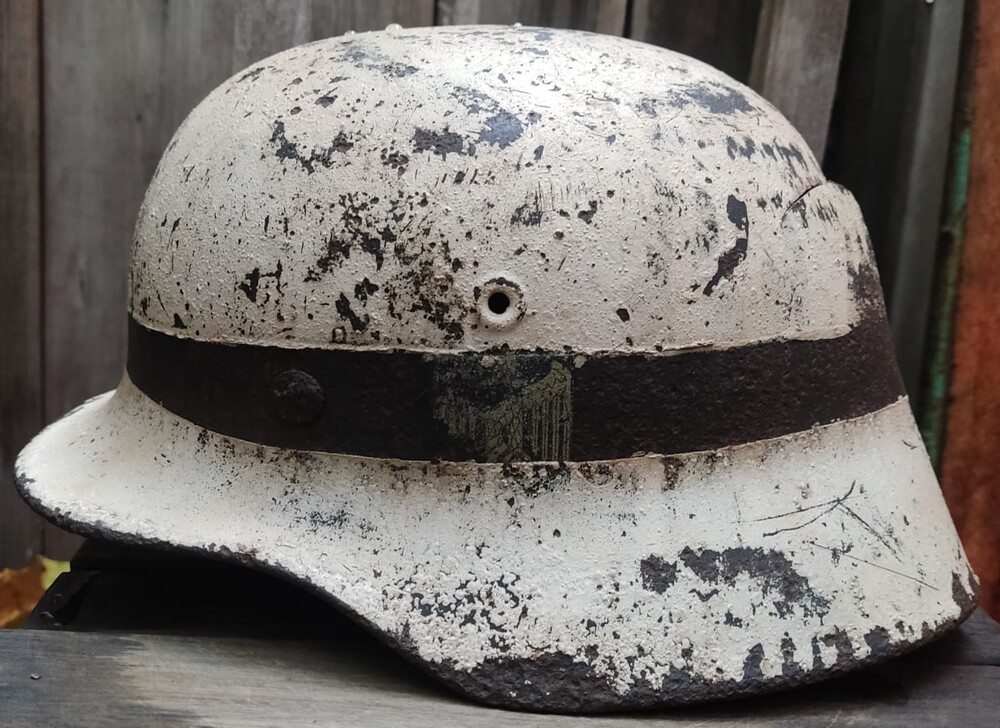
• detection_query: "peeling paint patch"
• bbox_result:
[864,626,891,655]
[451,651,623,713]
[238,66,265,83]
[821,628,855,666]
[847,259,883,315]
[679,545,830,617]
[726,135,756,159]
[380,149,409,173]
[952,570,978,611]
[270,121,353,173]
[780,635,803,678]
[577,200,598,224]
[412,128,471,159]
[239,268,261,302]
[677,84,754,115]
[478,112,524,149]
[511,197,543,227]
[335,293,368,332]
[742,643,765,680]
[703,195,749,296]
[640,555,677,593]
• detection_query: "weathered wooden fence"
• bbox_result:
[0,0,964,567]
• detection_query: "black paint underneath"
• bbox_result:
[126,314,904,462]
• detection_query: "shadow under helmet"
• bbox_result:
[17,24,977,713]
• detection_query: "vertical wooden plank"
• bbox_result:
[918,5,977,470]
[629,0,761,83]
[311,0,434,38]
[435,0,623,34]
[823,2,922,302]
[0,0,44,567]
[594,0,627,36]
[233,0,311,69]
[436,0,480,26]
[43,0,164,560]
[886,0,965,399]
[941,0,1000,619]
[748,0,849,159]
[40,0,320,559]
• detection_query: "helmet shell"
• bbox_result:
[18,25,975,713]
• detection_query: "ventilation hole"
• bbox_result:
[488,291,510,315]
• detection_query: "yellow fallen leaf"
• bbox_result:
[0,556,70,628]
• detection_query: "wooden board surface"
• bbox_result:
[12,542,1000,727]
[2,612,999,727]
[748,0,850,159]
[311,0,435,39]
[35,0,433,561]
[629,0,762,83]
[436,0,626,34]
[0,0,44,567]
[885,0,966,399]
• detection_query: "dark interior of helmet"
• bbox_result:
[487,291,510,315]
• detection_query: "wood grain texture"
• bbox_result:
[0,0,44,567]
[629,0,761,82]
[822,3,923,307]
[435,0,626,34]
[748,0,849,159]
[311,0,434,38]
[885,0,966,399]
[941,0,1000,619]
[3,615,999,727]
[38,0,343,558]
[16,541,1000,723]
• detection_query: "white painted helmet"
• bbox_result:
[17,25,976,712]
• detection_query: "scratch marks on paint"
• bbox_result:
[756,480,862,537]
[757,481,902,560]
[808,540,937,590]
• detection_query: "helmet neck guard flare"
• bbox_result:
[16,25,976,713]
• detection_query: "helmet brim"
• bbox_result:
[16,375,976,712]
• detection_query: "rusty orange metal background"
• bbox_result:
[941,0,1000,620]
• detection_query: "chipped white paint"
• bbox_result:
[18,25,975,709]
[17,382,973,705]
[129,25,866,355]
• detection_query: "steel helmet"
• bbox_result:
[17,25,976,712]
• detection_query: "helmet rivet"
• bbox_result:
[477,277,524,330]
[271,370,325,425]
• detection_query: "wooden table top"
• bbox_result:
[2,540,998,727]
